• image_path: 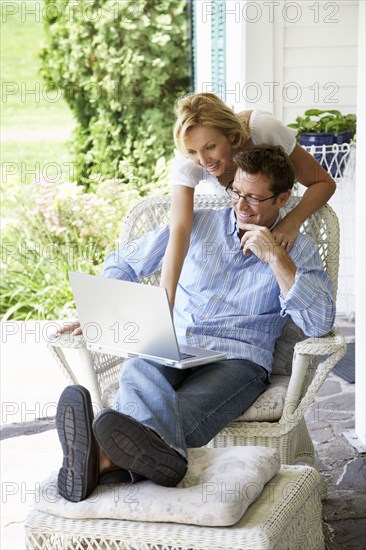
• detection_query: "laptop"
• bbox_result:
[68,272,227,369]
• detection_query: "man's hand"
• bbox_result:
[240,223,297,296]
[239,224,281,264]
[57,322,82,336]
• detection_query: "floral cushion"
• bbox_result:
[35,446,280,527]
[237,375,289,422]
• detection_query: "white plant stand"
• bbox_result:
[301,142,356,316]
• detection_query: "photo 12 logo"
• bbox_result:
[1,1,143,24]
[0,320,140,345]
[199,1,340,24]
[1,81,138,105]
[201,81,339,105]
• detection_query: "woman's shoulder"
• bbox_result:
[237,110,253,125]
[247,110,298,154]
[237,109,270,126]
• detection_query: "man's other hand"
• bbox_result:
[240,224,280,264]
[57,322,82,336]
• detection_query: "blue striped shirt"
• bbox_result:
[102,208,335,372]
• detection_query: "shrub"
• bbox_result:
[1,178,140,319]
[40,0,190,188]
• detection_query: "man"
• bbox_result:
[56,145,335,502]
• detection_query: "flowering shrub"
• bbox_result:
[1,178,141,319]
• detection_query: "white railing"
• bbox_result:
[302,142,356,180]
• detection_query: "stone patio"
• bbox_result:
[306,372,366,549]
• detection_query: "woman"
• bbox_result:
[160,92,336,309]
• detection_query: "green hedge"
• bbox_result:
[40,0,190,189]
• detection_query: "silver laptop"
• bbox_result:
[69,272,227,369]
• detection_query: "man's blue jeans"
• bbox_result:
[115,358,269,459]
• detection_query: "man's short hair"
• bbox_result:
[233,145,295,195]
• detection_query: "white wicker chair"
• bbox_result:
[48,195,347,466]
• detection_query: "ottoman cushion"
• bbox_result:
[35,446,280,527]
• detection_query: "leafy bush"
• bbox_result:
[40,0,190,188]
[1,178,140,319]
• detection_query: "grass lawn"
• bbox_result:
[1,0,75,185]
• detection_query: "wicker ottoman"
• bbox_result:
[25,463,324,550]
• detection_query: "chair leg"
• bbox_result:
[292,417,315,466]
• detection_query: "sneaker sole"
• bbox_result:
[93,410,187,487]
[56,385,98,502]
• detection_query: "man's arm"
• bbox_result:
[277,241,336,337]
[58,224,171,335]
[101,224,170,281]
[240,224,335,337]
[240,224,296,297]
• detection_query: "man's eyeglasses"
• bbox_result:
[225,187,280,206]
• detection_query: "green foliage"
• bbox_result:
[0,0,75,184]
[40,0,190,189]
[1,178,140,319]
[288,109,357,140]
[1,1,188,319]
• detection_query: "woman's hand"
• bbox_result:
[278,144,336,252]
[271,217,300,252]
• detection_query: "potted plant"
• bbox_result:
[288,109,356,176]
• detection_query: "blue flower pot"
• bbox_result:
[300,131,351,177]
[335,130,351,145]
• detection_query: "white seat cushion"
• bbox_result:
[236,375,290,422]
[35,446,280,527]
[103,376,290,424]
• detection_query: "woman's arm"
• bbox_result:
[160,185,195,309]
[272,144,336,249]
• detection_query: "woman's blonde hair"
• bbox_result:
[173,92,249,155]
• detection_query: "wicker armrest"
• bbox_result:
[48,332,87,349]
[294,329,346,356]
[280,329,347,423]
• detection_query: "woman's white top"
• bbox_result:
[169,110,298,196]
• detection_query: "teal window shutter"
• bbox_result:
[191,0,226,97]
[191,0,198,92]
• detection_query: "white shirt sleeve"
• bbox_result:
[169,150,225,195]
[169,150,205,188]
[250,110,298,155]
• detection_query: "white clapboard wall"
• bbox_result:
[276,0,359,124]
[222,0,359,120]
